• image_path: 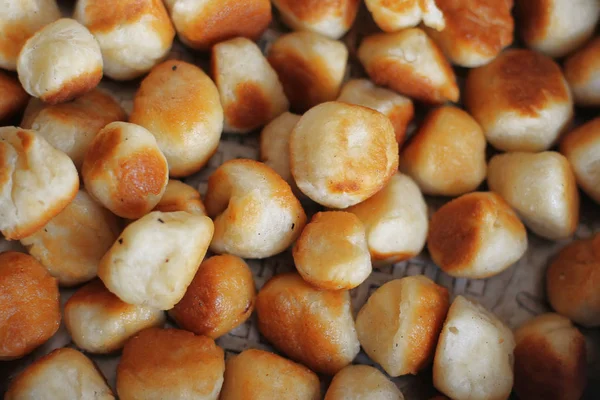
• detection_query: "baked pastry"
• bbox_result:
[82,121,169,219]
[17,18,103,104]
[0,127,79,240]
[433,296,515,400]
[267,31,348,112]
[487,152,579,240]
[170,255,256,338]
[153,179,206,215]
[293,211,371,290]
[0,252,60,360]
[98,211,214,310]
[290,101,398,208]
[205,159,306,259]
[564,38,600,107]
[212,37,289,134]
[256,273,360,375]
[356,276,449,376]
[325,364,405,400]
[220,349,321,400]
[129,60,223,177]
[364,0,445,32]
[0,71,29,121]
[465,49,573,152]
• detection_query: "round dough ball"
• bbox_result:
[433,296,515,400]
[129,60,223,177]
[546,233,600,327]
[514,313,586,400]
[465,49,573,152]
[293,211,371,290]
[564,38,600,107]
[220,349,321,400]
[0,252,60,360]
[164,0,271,51]
[487,151,580,240]
[169,255,256,339]
[82,121,169,219]
[153,179,206,215]
[256,273,360,375]
[17,18,103,104]
[290,101,398,208]
[117,328,224,400]
[0,70,29,121]
[356,276,449,377]
[365,0,445,32]
[205,159,306,259]
[325,364,405,400]
[5,348,114,400]
[400,106,487,196]
[74,0,175,81]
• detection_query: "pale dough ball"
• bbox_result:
[325,364,405,400]
[564,38,600,107]
[153,179,206,215]
[0,70,29,121]
[365,0,445,32]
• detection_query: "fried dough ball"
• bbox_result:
[514,313,587,400]
[564,38,600,107]
[256,273,360,375]
[129,60,223,177]
[290,102,398,208]
[325,364,405,400]
[98,211,214,310]
[169,255,256,339]
[5,348,114,400]
[487,152,580,240]
[546,234,600,327]
[0,252,60,361]
[433,296,515,400]
[205,159,306,259]
[117,328,224,400]
[220,349,321,400]
[356,276,449,377]
[0,71,29,121]
[17,18,103,104]
[267,31,348,112]
[212,37,289,134]
[153,179,206,215]
[0,127,79,240]
[364,0,445,33]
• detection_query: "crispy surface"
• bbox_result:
[274,0,359,23]
[0,71,28,121]
[516,0,550,44]
[325,364,405,399]
[153,179,206,215]
[565,37,600,85]
[41,67,103,105]
[81,0,172,35]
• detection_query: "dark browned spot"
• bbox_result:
[225,82,271,130]
[41,68,103,105]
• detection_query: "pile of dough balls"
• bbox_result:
[2,0,600,399]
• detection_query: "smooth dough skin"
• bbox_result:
[17,18,103,104]
[117,328,225,400]
[0,70,29,121]
[169,255,256,339]
[129,60,223,177]
[325,364,405,400]
[256,273,360,375]
[290,102,398,209]
[564,38,600,107]
[356,276,449,377]
[164,0,271,51]
[0,252,60,361]
[365,0,445,33]
[433,296,515,400]
[514,313,587,400]
[546,234,600,327]
[5,348,114,400]
[220,349,321,400]
[153,179,206,215]
[0,127,79,240]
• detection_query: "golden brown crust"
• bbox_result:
[66,279,133,315]
[387,101,414,146]
[224,82,272,130]
[39,67,103,105]
[275,0,359,25]
[564,37,600,101]
[516,0,550,45]
[0,71,29,121]
[153,179,206,215]
[561,118,600,155]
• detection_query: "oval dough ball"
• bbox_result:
[153,179,206,215]
[164,0,271,51]
[465,49,573,152]
[356,276,449,377]
[290,102,398,208]
[129,60,223,177]
[358,29,459,105]
[268,31,348,112]
[17,18,103,104]
[256,273,360,375]
[212,37,289,134]
[0,252,60,360]
[98,211,214,310]
[514,313,587,400]
[325,364,405,400]
[205,159,306,259]
[74,0,175,81]
[5,348,114,400]
[0,0,61,71]
[170,255,256,339]
[546,233,600,327]
[400,106,486,197]
[487,152,580,240]
[21,89,126,170]
[0,127,79,240]
[0,70,29,121]
[564,38,600,107]
[220,349,321,400]
[117,328,224,400]
[433,296,515,400]
[365,0,444,32]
